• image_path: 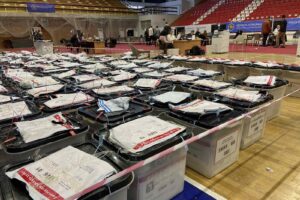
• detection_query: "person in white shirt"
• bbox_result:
[273,25,280,36]
[159,26,174,54]
[148,26,154,45]
[167,30,176,43]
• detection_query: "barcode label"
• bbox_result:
[248,111,266,137]
[215,131,239,163]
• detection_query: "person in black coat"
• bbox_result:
[275,15,287,48]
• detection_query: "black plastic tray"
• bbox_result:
[60,74,101,85]
[251,63,283,69]
[0,95,22,105]
[30,68,70,76]
[0,101,41,126]
[283,65,300,71]
[182,82,231,93]
[0,143,133,200]
[0,112,89,153]
[100,128,192,162]
[234,78,289,89]
[224,63,252,67]
[133,81,172,92]
[134,89,194,109]
[210,92,273,110]
[109,76,138,84]
[37,94,96,113]
[169,109,242,129]
[90,89,139,101]
[24,85,73,100]
[187,73,223,79]
[78,100,152,126]
[163,78,198,85]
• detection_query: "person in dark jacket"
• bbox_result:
[275,15,287,48]
[261,17,271,46]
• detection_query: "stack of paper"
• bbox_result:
[6,146,116,200]
[44,92,94,108]
[217,88,263,102]
[170,99,232,115]
[0,101,32,121]
[16,113,79,143]
[109,116,186,153]
[152,91,191,104]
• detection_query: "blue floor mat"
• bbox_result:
[172,181,216,200]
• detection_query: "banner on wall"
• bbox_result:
[185,24,212,33]
[227,18,300,33]
[227,20,263,33]
[27,3,55,13]
[287,18,300,31]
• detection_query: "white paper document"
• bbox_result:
[244,76,276,86]
[6,146,116,200]
[152,91,191,104]
[27,84,64,97]
[217,88,263,102]
[71,74,99,83]
[134,78,161,89]
[15,112,79,143]
[44,92,94,108]
[109,116,186,153]
[52,70,76,79]
[0,101,32,121]
[111,72,136,82]
[165,67,189,73]
[97,97,130,113]
[79,79,115,89]
[170,99,232,115]
[93,85,134,95]
[0,94,12,103]
[193,79,232,89]
[187,69,220,77]
[143,71,171,78]
[132,67,153,73]
[164,74,198,83]
[148,62,172,69]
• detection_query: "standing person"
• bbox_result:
[262,17,271,46]
[159,26,174,54]
[70,30,80,53]
[148,26,154,45]
[144,28,150,45]
[275,15,287,48]
[153,26,160,44]
[195,28,201,38]
[200,30,208,46]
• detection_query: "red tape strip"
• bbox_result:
[53,114,76,136]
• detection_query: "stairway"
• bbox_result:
[193,0,225,25]
[232,0,264,22]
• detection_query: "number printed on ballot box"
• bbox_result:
[215,131,239,163]
[248,111,266,137]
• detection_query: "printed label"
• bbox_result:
[138,156,185,200]
[215,131,239,163]
[248,111,266,137]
